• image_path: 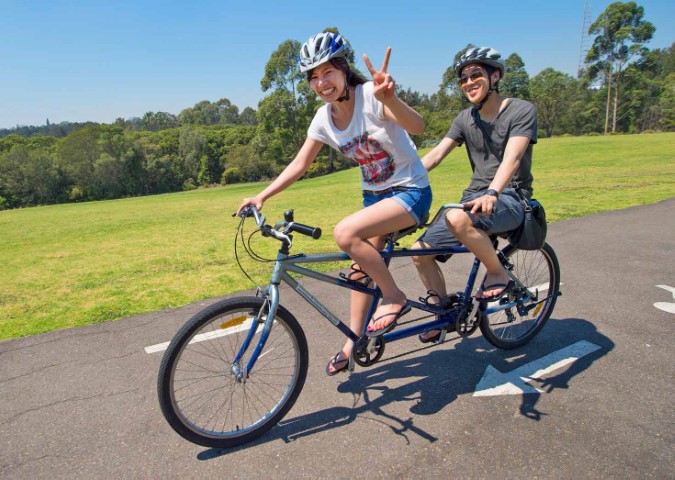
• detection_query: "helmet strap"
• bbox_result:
[475,71,497,111]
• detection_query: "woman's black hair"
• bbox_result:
[305,57,367,86]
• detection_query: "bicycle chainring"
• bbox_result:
[353,335,385,367]
[456,302,479,338]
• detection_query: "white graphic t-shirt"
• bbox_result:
[307,82,429,191]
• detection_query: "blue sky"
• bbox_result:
[1,0,673,129]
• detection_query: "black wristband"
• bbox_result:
[485,189,499,198]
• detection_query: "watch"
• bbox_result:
[485,189,500,198]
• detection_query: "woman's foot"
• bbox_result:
[326,352,349,376]
[366,294,409,336]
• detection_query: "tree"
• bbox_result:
[141,111,179,131]
[260,39,303,94]
[530,68,577,137]
[501,53,530,100]
[586,2,655,133]
[239,107,257,126]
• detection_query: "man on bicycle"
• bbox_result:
[412,46,538,343]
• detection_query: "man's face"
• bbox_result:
[459,64,497,104]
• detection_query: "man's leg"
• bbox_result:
[411,217,460,341]
[446,191,524,299]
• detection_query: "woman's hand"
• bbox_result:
[236,196,263,217]
[363,47,396,103]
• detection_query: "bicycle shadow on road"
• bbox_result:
[198,317,613,460]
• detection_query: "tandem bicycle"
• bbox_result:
[157,204,561,448]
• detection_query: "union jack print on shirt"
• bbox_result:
[339,132,395,185]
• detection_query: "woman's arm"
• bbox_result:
[236,138,324,215]
[382,97,425,135]
[363,47,425,135]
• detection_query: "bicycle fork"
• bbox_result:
[231,257,288,382]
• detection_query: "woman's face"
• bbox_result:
[309,62,347,103]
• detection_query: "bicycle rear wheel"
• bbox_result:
[158,296,308,448]
[479,243,560,349]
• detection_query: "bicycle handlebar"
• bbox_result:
[423,203,469,228]
[287,222,322,239]
[236,206,322,245]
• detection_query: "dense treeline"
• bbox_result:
[0,2,672,210]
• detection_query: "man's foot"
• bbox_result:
[477,275,515,300]
[419,329,441,343]
[418,320,456,344]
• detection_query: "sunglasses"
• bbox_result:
[458,70,485,85]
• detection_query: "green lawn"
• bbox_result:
[1,133,673,340]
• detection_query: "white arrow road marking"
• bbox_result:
[473,340,601,397]
[655,285,675,314]
[656,285,675,298]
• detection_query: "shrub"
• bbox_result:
[221,167,241,185]
[182,178,197,191]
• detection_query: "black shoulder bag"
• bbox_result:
[472,107,547,250]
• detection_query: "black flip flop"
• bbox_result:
[365,304,411,338]
[326,352,349,376]
[477,280,515,300]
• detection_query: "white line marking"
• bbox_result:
[145,318,257,354]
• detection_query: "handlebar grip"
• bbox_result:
[289,223,322,239]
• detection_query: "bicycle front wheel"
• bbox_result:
[158,296,308,448]
[479,242,560,349]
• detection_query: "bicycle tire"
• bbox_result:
[479,242,560,349]
[157,296,308,448]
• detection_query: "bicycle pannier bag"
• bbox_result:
[508,199,547,250]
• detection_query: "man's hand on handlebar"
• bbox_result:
[463,193,498,216]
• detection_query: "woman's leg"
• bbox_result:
[326,242,382,375]
[334,198,416,332]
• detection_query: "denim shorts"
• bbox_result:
[362,185,432,225]
[418,188,524,252]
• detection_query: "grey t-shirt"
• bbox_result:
[446,98,537,197]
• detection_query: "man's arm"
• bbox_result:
[421,137,460,172]
[487,135,531,193]
[465,135,531,215]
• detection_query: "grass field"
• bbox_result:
[1,133,673,340]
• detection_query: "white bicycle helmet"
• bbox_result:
[299,32,348,73]
[455,47,505,78]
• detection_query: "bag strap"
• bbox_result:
[472,106,502,161]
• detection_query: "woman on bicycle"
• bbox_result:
[237,31,432,375]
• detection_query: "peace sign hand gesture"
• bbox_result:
[363,47,396,104]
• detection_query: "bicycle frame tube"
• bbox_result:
[240,240,477,374]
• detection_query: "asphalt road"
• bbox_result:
[1,198,673,478]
